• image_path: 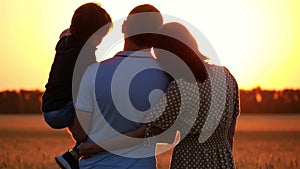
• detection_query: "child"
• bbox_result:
[41,3,112,169]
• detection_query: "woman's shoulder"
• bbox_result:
[206,65,236,80]
[170,79,200,88]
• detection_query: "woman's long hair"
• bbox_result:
[154,22,208,82]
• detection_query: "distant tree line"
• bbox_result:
[0,90,42,114]
[240,87,300,114]
[0,88,300,114]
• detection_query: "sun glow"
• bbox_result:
[0,0,299,91]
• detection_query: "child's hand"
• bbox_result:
[59,28,70,39]
[78,142,103,159]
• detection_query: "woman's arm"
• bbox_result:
[227,78,240,150]
[78,124,147,159]
[78,124,176,159]
[227,118,237,150]
[79,81,181,159]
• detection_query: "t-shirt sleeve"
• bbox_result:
[75,63,98,113]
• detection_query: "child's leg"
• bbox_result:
[43,101,75,129]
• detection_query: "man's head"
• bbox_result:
[122,4,163,49]
[70,3,112,44]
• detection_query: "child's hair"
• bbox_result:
[70,3,112,41]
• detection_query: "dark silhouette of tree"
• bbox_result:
[0,88,300,114]
[19,90,42,114]
[239,88,300,114]
[0,90,42,114]
[0,91,20,113]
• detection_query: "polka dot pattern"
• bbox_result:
[145,65,239,169]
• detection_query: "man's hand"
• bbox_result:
[78,142,103,159]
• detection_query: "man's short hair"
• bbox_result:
[125,4,163,47]
[70,3,112,41]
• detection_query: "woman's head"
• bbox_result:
[160,23,208,61]
[154,22,208,82]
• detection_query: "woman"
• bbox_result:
[145,22,240,169]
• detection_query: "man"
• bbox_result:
[75,4,172,168]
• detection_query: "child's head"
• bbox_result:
[70,3,112,43]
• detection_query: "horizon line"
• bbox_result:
[1,86,300,93]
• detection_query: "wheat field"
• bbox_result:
[0,115,299,169]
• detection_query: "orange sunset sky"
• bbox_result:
[0,0,299,91]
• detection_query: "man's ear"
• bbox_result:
[122,20,126,34]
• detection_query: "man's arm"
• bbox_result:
[72,63,97,142]
[69,110,92,143]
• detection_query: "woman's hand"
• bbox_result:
[78,142,103,159]
[137,124,147,137]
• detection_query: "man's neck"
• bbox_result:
[123,40,150,51]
